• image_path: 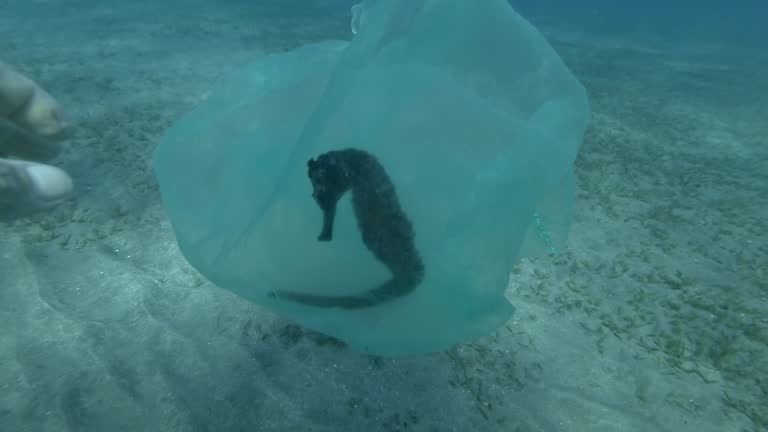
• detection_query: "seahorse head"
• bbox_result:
[307,152,350,215]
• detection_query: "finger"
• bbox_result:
[0,62,69,160]
[9,82,70,141]
[0,158,73,219]
[0,61,35,117]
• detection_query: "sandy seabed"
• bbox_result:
[1,1,766,431]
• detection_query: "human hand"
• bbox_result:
[1,61,73,218]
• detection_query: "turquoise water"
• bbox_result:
[1,1,766,430]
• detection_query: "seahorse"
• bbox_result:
[271,148,424,309]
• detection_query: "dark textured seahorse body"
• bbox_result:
[272,148,424,309]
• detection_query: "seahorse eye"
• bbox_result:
[309,167,323,180]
